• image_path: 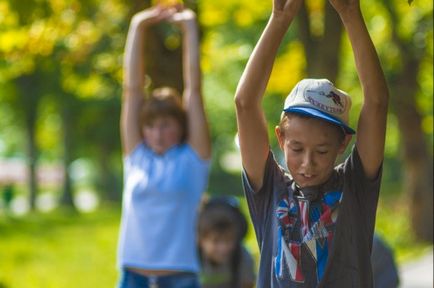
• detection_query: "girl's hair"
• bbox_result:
[198,196,248,288]
[140,87,188,142]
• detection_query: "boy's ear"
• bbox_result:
[338,134,353,154]
[275,125,284,150]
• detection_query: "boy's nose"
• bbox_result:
[301,152,315,168]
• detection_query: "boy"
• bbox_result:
[234,0,388,287]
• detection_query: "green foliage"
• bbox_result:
[375,198,432,263]
[0,0,129,201]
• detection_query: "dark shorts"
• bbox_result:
[117,269,200,288]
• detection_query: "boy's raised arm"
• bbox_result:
[172,9,211,160]
[235,0,303,191]
[330,0,389,179]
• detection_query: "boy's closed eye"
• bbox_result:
[291,147,303,153]
[290,148,329,154]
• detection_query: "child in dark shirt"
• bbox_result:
[234,0,388,286]
[198,196,256,288]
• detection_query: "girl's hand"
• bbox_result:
[272,0,303,24]
[328,0,360,17]
[169,9,197,30]
[168,9,197,32]
[131,5,178,26]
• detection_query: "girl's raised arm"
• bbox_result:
[121,6,177,156]
[172,9,211,160]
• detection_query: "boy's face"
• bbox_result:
[276,115,351,188]
[143,115,183,154]
[200,231,237,264]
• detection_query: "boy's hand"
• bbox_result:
[272,0,303,24]
[328,0,360,17]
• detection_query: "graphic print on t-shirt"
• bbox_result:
[274,190,342,283]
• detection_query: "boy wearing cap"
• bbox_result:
[235,0,388,287]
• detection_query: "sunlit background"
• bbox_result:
[0,0,432,287]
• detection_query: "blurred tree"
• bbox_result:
[0,0,51,210]
[59,92,76,207]
[198,0,274,195]
[75,98,122,202]
[298,0,343,82]
[0,0,129,208]
[54,0,123,207]
[14,71,42,210]
[380,0,433,241]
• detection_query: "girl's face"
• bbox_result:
[143,115,183,154]
[276,115,350,188]
[200,231,237,264]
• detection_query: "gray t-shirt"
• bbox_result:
[200,245,256,288]
[242,146,382,288]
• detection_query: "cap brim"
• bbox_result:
[283,106,356,135]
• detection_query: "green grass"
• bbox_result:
[0,196,432,288]
[0,206,121,288]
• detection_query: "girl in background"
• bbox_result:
[118,4,211,288]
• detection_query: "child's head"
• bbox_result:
[198,197,247,265]
[141,87,187,154]
[275,79,354,188]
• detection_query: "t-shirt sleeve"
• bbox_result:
[123,142,148,168]
[340,145,383,244]
[183,143,211,171]
[242,150,285,245]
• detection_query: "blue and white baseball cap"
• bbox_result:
[283,79,355,134]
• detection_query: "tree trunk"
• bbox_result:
[298,2,343,82]
[16,74,39,211]
[393,74,434,241]
[25,117,38,211]
[98,146,121,202]
[130,0,191,94]
[145,24,184,93]
[59,96,76,209]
